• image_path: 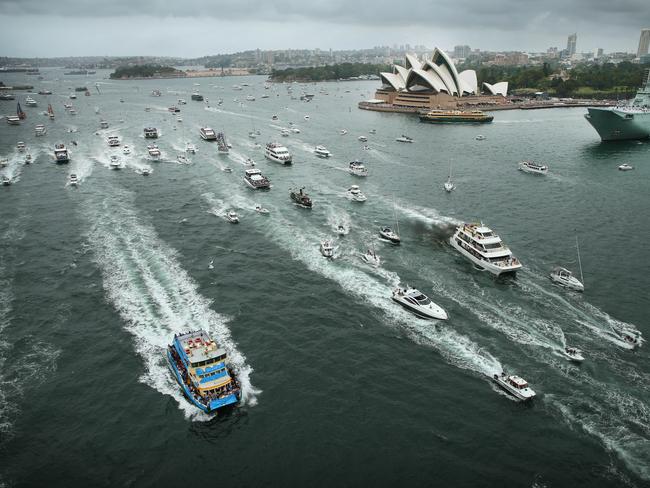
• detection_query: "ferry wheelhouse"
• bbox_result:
[449,223,521,276]
[143,127,159,139]
[265,142,292,164]
[167,330,241,414]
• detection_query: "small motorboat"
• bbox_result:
[476,134,486,141]
[290,127,300,133]
[185,142,197,154]
[69,173,79,186]
[561,347,585,363]
[340,129,347,135]
[226,211,239,224]
[244,158,255,166]
[391,286,448,320]
[24,154,32,164]
[2,175,12,186]
[348,160,368,177]
[396,135,414,143]
[519,161,548,175]
[222,167,233,173]
[248,131,257,139]
[361,249,381,267]
[379,227,400,244]
[346,185,367,202]
[492,373,536,401]
[320,239,334,258]
[177,154,190,164]
[618,163,634,171]
[280,128,290,137]
[369,129,376,134]
[17,141,26,152]
[336,225,346,236]
[147,145,161,161]
[140,167,152,176]
[271,115,278,120]
[0,159,8,168]
[304,115,310,120]
[109,155,121,170]
[358,136,367,142]
[255,204,269,215]
[314,145,331,158]
[549,266,584,292]
[122,145,131,155]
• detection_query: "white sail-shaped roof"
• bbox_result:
[405,68,448,93]
[394,65,409,83]
[380,72,405,91]
[483,81,508,96]
[431,48,462,97]
[405,54,422,70]
[458,70,478,95]
[423,60,457,95]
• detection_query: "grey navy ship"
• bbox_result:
[585,70,650,141]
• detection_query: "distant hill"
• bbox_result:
[270,63,389,82]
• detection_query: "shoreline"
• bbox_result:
[358,100,616,114]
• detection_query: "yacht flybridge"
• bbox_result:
[391,286,448,320]
[265,142,292,164]
[244,168,271,189]
[449,223,521,276]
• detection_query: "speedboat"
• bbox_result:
[99,120,109,129]
[24,153,32,164]
[107,135,120,147]
[320,239,334,258]
[178,99,187,105]
[340,129,347,135]
[391,287,448,320]
[265,142,292,164]
[272,115,279,121]
[280,128,290,137]
[561,347,585,363]
[314,145,331,158]
[449,223,522,276]
[346,185,367,202]
[618,163,634,171]
[369,129,376,134]
[166,330,241,413]
[348,160,368,176]
[35,124,47,136]
[17,141,26,152]
[361,249,381,267]
[519,161,548,175]
[248,131,257,139]
[25,96,37,107]
[358,136,367,142]
[379,227,400,244]
[396,135,414,143]
[492,373,536,401]
[109,155,121,169]
[444,176,455,192]
[186,142,197,154]
[549,267,584,292]
[122,145,131,155]
[226,211,239,223]
[244,168,271,189]
[177,154,190,164]
[290,187,312,208]
[168,106,180,113]
[304,115,310,120]
[476,134,486,140]
[255,204,270,215]
[290,127,300,134]
[2,176,12,186]
[147,145,161,161]
[222,167,232,173]
[613,328,643,350]
[336,225,346,236]
[69,174,79,186]
[54,143,70,163]
[245,95,255,101]
[6,116,21,125]
[244,158,255,166]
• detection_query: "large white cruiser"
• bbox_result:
[392,286,448,320]
[449,223,522,276]
[244,168,271,189]
[265,142,292,164]
[199,127,217,141]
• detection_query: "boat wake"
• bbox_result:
[83,185,258,419]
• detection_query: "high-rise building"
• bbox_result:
[566,33,577,56]
[638,28,650,57]
[453,45,471,59]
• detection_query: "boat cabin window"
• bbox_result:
[483,242,502,250]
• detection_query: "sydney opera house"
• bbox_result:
[363,48,509,112]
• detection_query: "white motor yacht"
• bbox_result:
[280,128,290,137]
[25,96,37,107]
[340,129,347,135]
[140,167,152,176]
[34,124,47,136]
[379,226,400,244]
[143,127,159,139]
[492,373,536,401]
[396,135,414,143]
[107,135,120,147]
[100,120,109,129]
[361,249,381,267]
[109,155,121,169]
[2,175,12,186]
[122,145,131,155]
[618,163,634,171]
[391,287,448,320]
[519,161,548,174]
[244,168,271,189]
[265,142,292,164]
[147,145,161,161]
[186,142,197,154]
[476,134,486,140]
[0,158,7,168]
[17,141,26,152]
[24,154,32,164]
[320,239,334,258]
[449,223,522,276]
[549,267,584,292]
[314,145,331,158]
[358,136,368,142]
[561,347,585,363]
[226,211,239,224]
[69,174,79,186]
[348,160,368,177]
[346,185,367,202]
[255,204,270,215]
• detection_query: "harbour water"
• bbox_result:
[0,70,649,487]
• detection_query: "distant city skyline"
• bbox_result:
[0,1,648,58]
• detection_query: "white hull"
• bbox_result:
[391,293,448,320]
[449,235,521,275]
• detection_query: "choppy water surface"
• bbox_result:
[0,70,649,487]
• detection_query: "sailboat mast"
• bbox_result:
[394,196,400,236]
[576,235,584,285]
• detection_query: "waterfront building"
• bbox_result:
[638,28,650,57]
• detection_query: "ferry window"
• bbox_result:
[484,243,502,250]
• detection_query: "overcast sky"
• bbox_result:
[0,0,648,57]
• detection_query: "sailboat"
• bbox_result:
[379,198,401,244]
[549,235,584,292]
[17,102,26,120]
[47,103,55,120]
[444,161,455,192]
